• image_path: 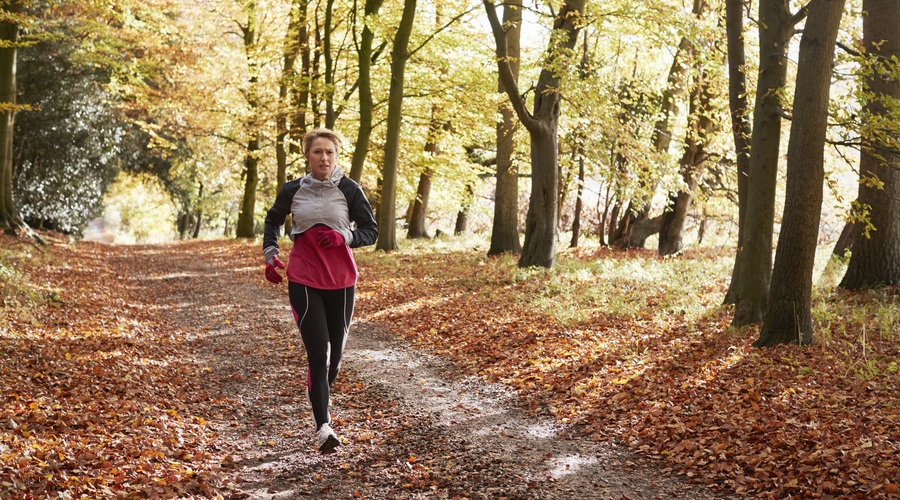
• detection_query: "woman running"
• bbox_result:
[262,128,377,453]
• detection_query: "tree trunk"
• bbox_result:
[570,149,585,248]
[409,11,447,241]
[659,67,716,256]
[487,0,523,256]
[275,0,305,189]
[311,26,322,130]
[519,124,559,267]
[652,35,691,159]
[597,183,613,246]
[723,0,753,304]
[659,182,698,255]
[621,28,693,246]
[236,0,261,238]
[407,172,432,238]
[832,219,858,257]
[375,0,416,251]
[0,0,22,232]
[192,183,204,239]
[323,0,336,128]
[607,200,623,246]
[192,212,202,239]
[840,0,900,289]
[621,1,701,249]
[349,0,386,182]
[455,182,473,235]
[733,0,800,325]
[484,0,586,268]
[569,31,590,249]
[756,0,845,347]
[291,1,311,162]
[237,136,260,237]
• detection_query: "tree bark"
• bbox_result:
[375,0,417,251]
[0,0,22,232]
[570,31,589,249]
[659,67,717,256]
[349,0,386,182]
[733,0,802,325]
[291,2,311,161]
[840,0,900,289]
[485,0,586,268]
[323,0,336,128]
[831,219,858,257]
[620,25,694,248]
[756,0,845,347]
[723,0,753,304]
[409,5,446,241]
[236,0,261,238]
[487,0,523,256]
[275,0,307,189]
[570,149,585,248]
[455,182,473,235]
[407,171,432,239]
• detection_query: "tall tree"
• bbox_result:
[485,0,586,268]
[407,104,442,239]
[658,0,719,256]
[486,0,522,256]
[570,134,586,248]
[323,0,337,128]
[375,0,416,251]
[455,182,474,235]
[733,0,808,325]
[0,0,24,233]
[275,0,306,189]
[723,0,753,304]
[349,0,386,182]
[614,21,694,249]
[291,0,312,161]
[569,30,589,249]
[658,67,718,256]
[755,0,846,347]
[839,0,900,289]
[235,0,262,238]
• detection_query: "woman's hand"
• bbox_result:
[318,229,345,248]
[265,256,286,284]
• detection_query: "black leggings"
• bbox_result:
[288,282,355,429]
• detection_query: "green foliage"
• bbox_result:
[14,31,124,233]
[846,200,877,238]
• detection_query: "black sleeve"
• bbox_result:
[262,181,299,252]
[340,178,378,248]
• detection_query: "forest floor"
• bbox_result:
[154,243,725,500]
[2,235,898,499]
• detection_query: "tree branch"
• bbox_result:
[483,0,536,129]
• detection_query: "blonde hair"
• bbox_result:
[302,128,344,157]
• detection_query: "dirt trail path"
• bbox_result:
[123,244,730,499]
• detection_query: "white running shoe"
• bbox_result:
[316,423,341,454]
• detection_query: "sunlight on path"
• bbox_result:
[345,321,728,499]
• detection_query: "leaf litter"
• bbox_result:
[1,235,897,499]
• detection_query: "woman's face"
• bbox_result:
[307,137,338,181]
